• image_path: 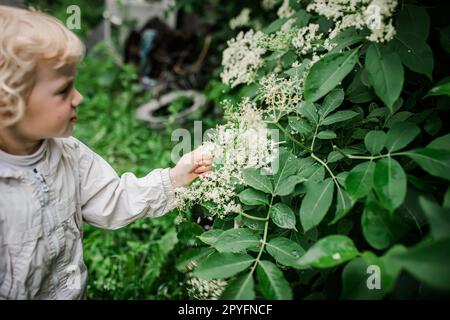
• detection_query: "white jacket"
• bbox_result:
[0,137,176,299]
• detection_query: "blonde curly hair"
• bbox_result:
[0,5,85,127]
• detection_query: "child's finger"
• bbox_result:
[194,165,213,174]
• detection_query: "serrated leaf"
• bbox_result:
[321,110,359,126]
[317,130,336,139]
[362,201,394,250]
[221,273,255,300]
[320,88,345,117]
[256,260,293,300]
[193,252,255,280]
[297,101,318,125]
[243,168,273,194]
[239,188,269,206]
[304,49,359,102]
[373,158,407,212]
[365,130,386,155]
[270,203,297,230]
[385,122,420,152]
[365,44,404,112]
[197,229,224,245]
[345,161,375,200]
[300,178,335,232]
[176,247,215,273]
[266,237,305,268]
[393,33,433,79]
[296,235,359,268]
[214,228,260,253]
[289,116,312,134]
[405,148,450,181]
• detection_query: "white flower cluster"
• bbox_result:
[307,0,398,43]
[174,98,277,218]
[229,8,251,30]
[262,0,281,10]
[259,73,303,115]
[277,0,295,18]
[292,23,324,55]
[259,25,297,52]
[186,275,227,300]
[221,30,267,88]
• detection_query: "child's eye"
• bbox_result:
[57,83,73,97]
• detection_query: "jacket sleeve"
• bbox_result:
[76,139,177,229]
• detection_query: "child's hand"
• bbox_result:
[169,147,213,188]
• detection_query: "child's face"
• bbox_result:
[15,61,83,140]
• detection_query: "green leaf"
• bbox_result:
[329,27,366,54]
[297,101,318,125]
[197,229,224,245]
[373,158,407,212]
[428,133,450,151]
[273,148,302,196]
[296,235,359,268]
[270,203,297,230]
[341,258,386,300]
[238,188,269,206]
[304,49,359,102]
[321,110,359,126]
[274,175,306,196]
[300,178,335,232]
[316,130,336,139]
[362,201,394,250]
[221,273,255,300]
[419,197,450,241]
[427,77,450,97]
[193,252,255,280]
[243,168,273,194]
[263,17,288,34]
[214,228,260,253]
[385,122,420,152]
[320,88,344,118]
[396,4,430,41]
[405,148,450,181]
[345,161,375,200]
[391,239,450,291]
[393,33,433,79]
[256,260,293,300]
[289,116,313,134]
[444,187,450,208]
[176,247,215,273]
[362,246,406,292]
[266,237,305,268]
[365,44,404,112]
[365,130,386,155]
[332,189,355,224]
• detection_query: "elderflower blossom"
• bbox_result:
[307,0,398,43]
[259,27,297,52]
[277,0,295,18]
[292,23,324,55]
[262,0,281,10]
[174,98,278,218]
[259,73,303,114]
[229,8,251,30]
[221,30,267,88]
[186,275,227,300]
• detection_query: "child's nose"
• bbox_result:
[72,89,84,107]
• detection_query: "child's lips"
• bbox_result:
[70,116,77,123]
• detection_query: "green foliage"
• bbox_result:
[184,1,450,300]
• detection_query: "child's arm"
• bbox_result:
[75,138,211,229]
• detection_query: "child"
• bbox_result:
[0,5,212,299]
